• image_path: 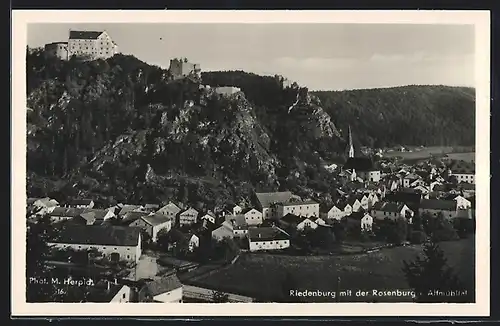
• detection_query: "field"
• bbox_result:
[382,146,475,163]
[445,152,475,162]
[187,237,475,302]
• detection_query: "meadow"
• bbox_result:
[383,147,475,163]
[187,237,475,302]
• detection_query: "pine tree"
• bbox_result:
[402,240,472,303]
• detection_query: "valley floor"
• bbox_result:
[186,236,475,302]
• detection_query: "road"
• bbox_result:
[182,285,254,303]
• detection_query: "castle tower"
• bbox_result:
[347,125,355,158]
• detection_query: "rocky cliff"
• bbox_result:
[26,50,345,209]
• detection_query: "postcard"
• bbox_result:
[12,9,490,317]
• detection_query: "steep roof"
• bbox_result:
[85,281,127,302]
[280,213,304,225]
[420,199,456,211]
[372,202,405,213]
[225,214,247,227]
[247,226,289,241]
[50,207,69,217]
[256,191,293,208]
[281,198,318,207]
[141,214,171,226]
[157,202,182,215]
[458,183,475,191]
[180,207,198,216]
[68,199,93,206]
[118,205,143,216]
[143,275,182,297]
[122,211,149,225]
[80,209,110,221]
[449,160,475,174]
[385,191,422,204]
[348,211,371,221]
[53,225,141,246]
[241,207,258,214]
[343,157,376,172]
[69,31,103,40]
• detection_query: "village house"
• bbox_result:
[129,214,172,242]
[144,204,160,212]
[247,226,290,252]
[211,222,234,241]
[48,207,86,223]
[255,191,293,220]
[117,205,144,217]
[412,185,431,196]
[188,234,200,252]
[232,204,243,215]
[357,194,370,211]
[85,281,132,303]
[29,197,60,215]
[48,225,142,263]
[178,208,199,227]
[279,213,318,232]
[157,202,182,220]
[368,192,381,208]
[225,215,249,238]
[448,160,475,184]
[241,208,263,226]
[384,190,423,212]
[120,211,149,226]
[275,198,320,219]
[321,205,344,221]
[310,216,328,227]
[343,157,381,183]
[347,212,374,232]
[200,211,216,225]
[409,178,426,188]
[137,274,183,303]
[419,199,458,219]
[76,209,115,226]
[371,202,414,221]
[347,197,363,213]
[441,194,472,210]
[339,202,353,217]
[66,199,95,209]
[402,173,422,188]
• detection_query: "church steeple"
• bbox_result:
[347,125,354,158]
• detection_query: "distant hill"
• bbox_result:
[313,85,475,148]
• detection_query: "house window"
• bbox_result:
[123,293,126,299]
[78,246,81,249]
[127,255,130,259]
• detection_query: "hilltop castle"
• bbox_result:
[44,30,119,61]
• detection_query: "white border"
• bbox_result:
[12,10,491,317]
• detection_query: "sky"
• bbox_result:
[27,23,475,91]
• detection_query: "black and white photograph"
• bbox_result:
[12,10,490,316]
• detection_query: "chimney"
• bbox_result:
[258,233,261,238]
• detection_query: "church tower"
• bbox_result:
[346,125,355,158]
